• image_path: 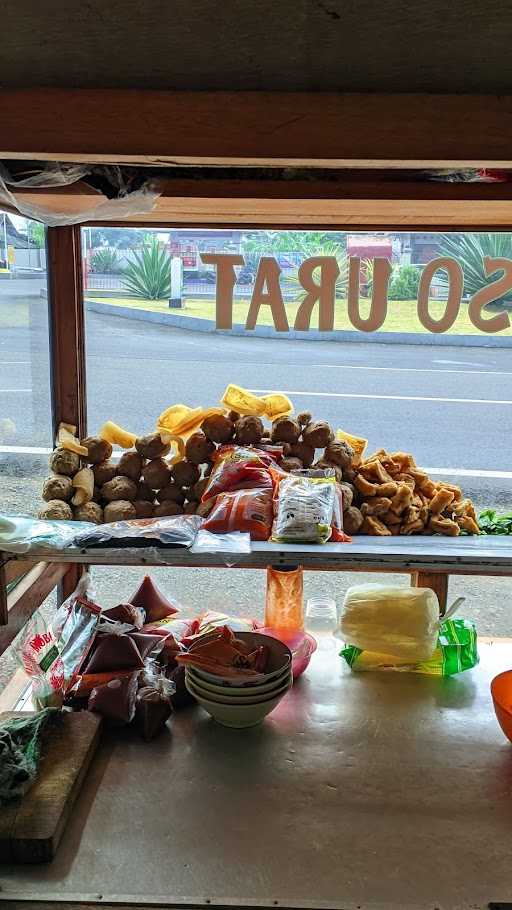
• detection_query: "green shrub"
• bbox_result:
[439,233,512,303]
[90,247,121,274]
[389,265,421,300]
[121,240,171,300]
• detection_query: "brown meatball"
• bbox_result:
[137,481,155,501]
[156,483,185,505]
[42,474,73,502]
[172,460,200,488]
[289,442,315,467]
[92,486,102,504]
[135,433,171,460]
[235,415,264,445]
[93,461,117,487]
[134,500,154,518]
[183,501,199,514]
[101,476,138,503]
[192,478,209,502]
[280,457,304,473]
[271,417,301,445]
[49,449,80,477]
[142,458,172,490]
[338,482,354,511]
[117,451,144,482]
[343,506,364,535]
[185,432,215,465]
[324,440,354,470]
[81,436,113,465]
[297,411,312,427]
[202,414,234,444]
[104,500,137,522]
[153,501,184,517]
[38,500,73,521]
[74,502,104,524]
[302,421,334,449]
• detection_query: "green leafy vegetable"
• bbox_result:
[478,509,512,535]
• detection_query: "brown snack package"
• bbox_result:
[81,632,145,674]
[134,685,173,741]
[88,672,139,725]
[130,575,179,622]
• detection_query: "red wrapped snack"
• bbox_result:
[201,487,273,541]
[203,445,279,502]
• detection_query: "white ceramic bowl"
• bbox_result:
[186,664,292,698]
[189,631,292,689]
[186,669,293,704]
[186,679,292,728]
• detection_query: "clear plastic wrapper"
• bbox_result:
[20,572,101,709]
[0,513,94,554]
[191,529,251,555]
[0,162,160,226]
[184,610,260,641]
[73,515,201,549]
[272,474,336,543]
[341,617,478,676]
[340,584,442,662]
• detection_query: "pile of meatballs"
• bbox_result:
[38,411,363,533]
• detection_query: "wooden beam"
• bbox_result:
[3,90,512,167]
[412,570,449,615]
[0,562,68,656]
[46,226,87,601]
[4,559,38,587]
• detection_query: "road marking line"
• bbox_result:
[320,364,512,378]
[250,388,512,406]
[1,445,511,479]
[0,388,31,393]
[0,361,30,365]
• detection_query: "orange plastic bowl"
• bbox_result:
[491,671,512,742]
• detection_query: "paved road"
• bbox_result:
[1,295,512,639]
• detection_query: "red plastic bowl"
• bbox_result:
[491,670,512,742]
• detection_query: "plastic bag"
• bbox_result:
[202,487,273,540]
[203,445,277,502]
[264,567,304,632]
[21,572,101,709]
[341,617,478,676]
[184,611,261,641]
[339,584,441,662]
[0,513,94,554]
[73,515,201,549]
[221,384,292,420]
[191,529,252,555]
[0,162,159,227]
[272,474,336,543]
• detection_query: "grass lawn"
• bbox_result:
[0,302,29,328]
[87,295,512,336]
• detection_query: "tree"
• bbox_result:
[389,264,421,300]
[438,233,512,303]
[27,221,45,248]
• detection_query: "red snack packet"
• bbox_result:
[129,575,179,622]
[202,487,273,540]
[203,445,279,502]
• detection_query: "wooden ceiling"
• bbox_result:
[2,0,511,94]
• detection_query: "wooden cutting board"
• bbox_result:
[0,710,102,863]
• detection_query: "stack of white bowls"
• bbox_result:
[185,632,293,728]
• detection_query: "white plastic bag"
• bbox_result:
[339,584,441,662]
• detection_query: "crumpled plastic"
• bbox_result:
[0,513,94,554]
[0,709,61,805]
[0,162,160,227]
[221,384,292,420]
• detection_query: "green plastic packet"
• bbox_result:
[340,618,478,676]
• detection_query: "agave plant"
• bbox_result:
[121,239,172,299]
[286,241,349,300]
[90,247,121,274]
[438,233,512,302]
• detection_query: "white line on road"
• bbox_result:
[250,388,512,406]
[0,388,31,393]
[321,364,512,378]
[1,445,511,480]
[0,361,30,365]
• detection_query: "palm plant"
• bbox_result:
[286,241,348,300]
[90,247,121,274]
[121,239,172,299]
[438,233,512,302]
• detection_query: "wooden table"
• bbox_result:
[1,640,512,910]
